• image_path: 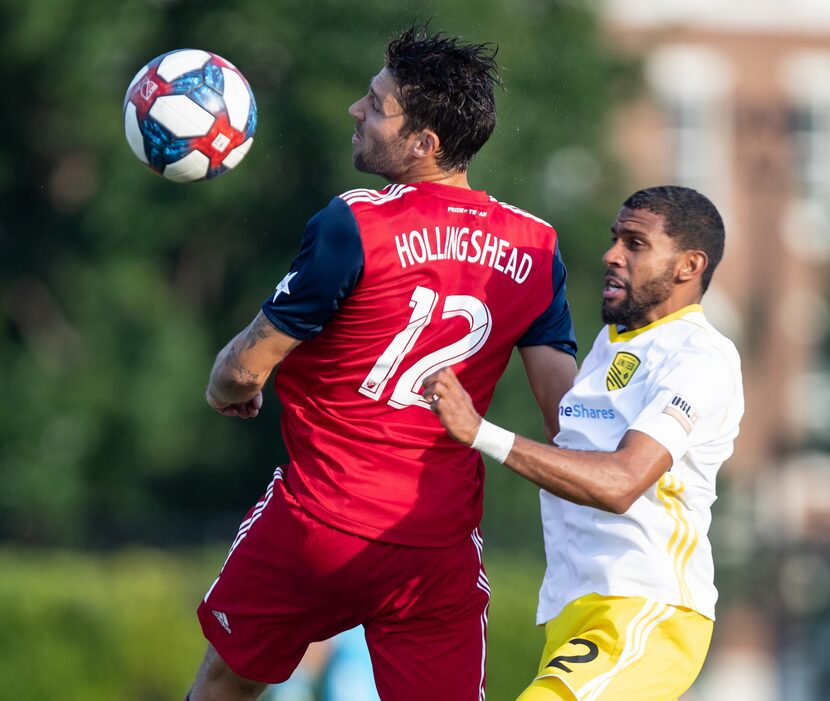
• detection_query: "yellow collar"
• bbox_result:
[608,304,703,343]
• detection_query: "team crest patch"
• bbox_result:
[663,394,699,434]
[606,352,641,390]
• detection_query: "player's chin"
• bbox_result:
[601,300,625,325]
[352,151,368,172]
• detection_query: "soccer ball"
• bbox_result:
[123,49,257,182]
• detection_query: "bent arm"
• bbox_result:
[519,345,578,443]
[503,429,670,513]
[206,311,301,416]
[423,366,671,514]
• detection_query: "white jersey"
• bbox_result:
[537,305,744,623]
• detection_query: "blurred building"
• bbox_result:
[604,0,830,471]
[601,2,830,699]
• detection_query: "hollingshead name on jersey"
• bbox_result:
[395,226,534,283]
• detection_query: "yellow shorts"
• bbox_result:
[516,593,713,701]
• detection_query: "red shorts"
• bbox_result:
[197,467,490,700]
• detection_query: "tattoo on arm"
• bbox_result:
[208,313,292,406]
[243,314,277,350]
[226,345,260,385]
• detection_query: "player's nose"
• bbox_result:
[601,240,625,268]
[348,96,366,121]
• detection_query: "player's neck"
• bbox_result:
[626,294,703,331]
[420,171,470,188]
[396,165,470,189]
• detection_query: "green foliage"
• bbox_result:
[0,0,632,544]
[487,552,548,697]
[0,547,545,700]
[0,547,210,700]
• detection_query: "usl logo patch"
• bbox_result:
[663,394,699,434]
[606,352,641,390]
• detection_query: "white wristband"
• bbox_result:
[471,419,515,463]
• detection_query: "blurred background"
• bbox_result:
[1,0,828,698]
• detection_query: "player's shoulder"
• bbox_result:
[337,184,418,211]
[304,195,362,247]
[677,312,740,362]
[486,195,555,231]
[660,314,744,411]
[658,312,742,389]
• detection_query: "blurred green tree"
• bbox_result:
[0,0,635,546]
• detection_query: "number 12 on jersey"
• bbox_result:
[359,285,492,410]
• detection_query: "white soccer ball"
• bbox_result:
[123,49,257,181]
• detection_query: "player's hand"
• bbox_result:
[207,390,263,419]
[422,367,482,446]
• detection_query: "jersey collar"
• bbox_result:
[608,304,703,343]
[408,180,490,204]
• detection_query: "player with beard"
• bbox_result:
[184,27,579,701]
[423,186,745,700]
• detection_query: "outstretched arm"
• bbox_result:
[519,345,578,443]
[206,312,301,419]
[422,367,671,514]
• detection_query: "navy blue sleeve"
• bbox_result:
[516,241,577,356]
[261,196,364,340]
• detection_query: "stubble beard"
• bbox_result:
[353,135,410,182]
[601,269,675,328]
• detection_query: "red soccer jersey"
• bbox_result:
[262,181,575,547]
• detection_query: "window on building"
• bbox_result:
[647,45,733,196]
[781,51,830,259]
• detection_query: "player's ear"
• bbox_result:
[677,250,708,284]
[412,129,440,160]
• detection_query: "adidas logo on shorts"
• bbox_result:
[212,610,232,634]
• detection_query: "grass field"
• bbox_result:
[0,546,546,700]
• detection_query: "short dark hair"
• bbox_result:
[385,27,501,172]
[623,186,725,293]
